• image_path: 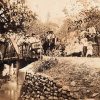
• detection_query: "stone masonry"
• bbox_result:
[19,72,77,100]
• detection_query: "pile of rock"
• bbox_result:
[19,73,77,100]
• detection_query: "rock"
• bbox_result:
[56,83,62,88]
[62,94,68,99]
[53,96,58,100]
[40,96,45,100]
[62,86,70,91]
[54,93,58,96]
[36,95,40,98]
[58,88,62,92]
[35,82,38,85]
[57,92,62,97]
[71,81,76,86]
[48,96,54,100]
[20,73,75,100]
[62,90,67,94]
[59,97,64,100]
[44,91,50,95]
[92,93,99,97]
[47,88,51,92]
[53,86,58,90]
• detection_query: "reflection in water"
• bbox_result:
[0,80,22,100]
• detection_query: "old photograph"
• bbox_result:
[0,0,100,100]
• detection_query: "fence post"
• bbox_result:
[16,60,20,85]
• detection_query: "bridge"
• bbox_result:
[0,35,42,76]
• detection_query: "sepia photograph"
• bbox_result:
[0,0,100,100]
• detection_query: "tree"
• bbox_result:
[0,0,37,33]
[59,7,100,41]
[81,7,100,30]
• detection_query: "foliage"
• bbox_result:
[81,7,100,31]
[0,0,37,33]
[58,7,100,42]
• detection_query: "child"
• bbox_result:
[86,42,93,57]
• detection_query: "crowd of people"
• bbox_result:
[65,36,93,57]
[0,26,100,58]
[0,31,42,59]
[42,26,100,57]
[64,26,100,57]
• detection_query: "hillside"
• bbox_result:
[43,57,100,99]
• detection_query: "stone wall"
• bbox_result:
[19,72,77,100]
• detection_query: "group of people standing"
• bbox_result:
[65,26,99,57]
[0,31,42,59]
[65,37,93,57]
[42,31,56,55]
[42,30,94,57]
[0,26,100,58]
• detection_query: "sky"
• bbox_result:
[26,0,100,23]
